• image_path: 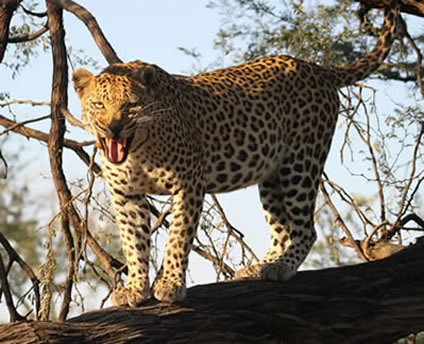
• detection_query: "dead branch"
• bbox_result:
[0,233,40,322]
[0,113,99,173]
[0,252,25,322]
[320,177,368,261]
[192,244,235,277]
[211,195,259,262]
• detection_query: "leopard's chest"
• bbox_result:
[101,154,177,196]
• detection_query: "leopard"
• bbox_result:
[72,1,399,306]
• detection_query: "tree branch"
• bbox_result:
[52,0,121,64]
[0,233,40,322]
[1,242,423,343]
[0,113,99,173]
[8,23,48,43]
[46,0,75,321]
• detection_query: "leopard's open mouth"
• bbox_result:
[99,136,133,164]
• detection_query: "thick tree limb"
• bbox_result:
[46,0,74,321]
[0,0,20,62]
[52,0,121,64]
[1,242,423,343]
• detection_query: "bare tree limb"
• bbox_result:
[51,0,121,64]
[0,233,40,322]
[0,251,25,322]
[46,0,75,321]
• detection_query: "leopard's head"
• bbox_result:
[73,61,169,164]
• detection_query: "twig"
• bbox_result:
[320,179,368,262]
[323,175,376,230]
[21,5,47,18]
[362,221,389,259]
[61,107,85,129]
[389,123,424,236]
[191,244,235,277]
[8,23,48,43]
[396,213,424,231]
[211,194,259,262]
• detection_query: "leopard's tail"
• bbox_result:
[332,0,400,88]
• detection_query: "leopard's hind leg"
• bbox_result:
[236,150,322,281]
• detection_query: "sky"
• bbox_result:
[0,0,422,318]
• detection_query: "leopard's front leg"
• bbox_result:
[152,184,204,302]
[110,193,152,307]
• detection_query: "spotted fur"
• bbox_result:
[73,1,399,305]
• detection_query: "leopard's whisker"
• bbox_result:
[134,107,174,124]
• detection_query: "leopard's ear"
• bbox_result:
[72,68,94,98]
[134,64,157,87]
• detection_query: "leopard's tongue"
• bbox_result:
[107,138,126,163]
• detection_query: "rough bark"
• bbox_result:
[0,241,423,344]
[0,0,20,62]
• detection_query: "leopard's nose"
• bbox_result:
[107,119,123,138]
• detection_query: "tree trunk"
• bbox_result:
[1,241,423,344]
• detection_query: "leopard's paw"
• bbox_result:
[152,277,186,303]
[260,262,296,282]
[111,286,150,307]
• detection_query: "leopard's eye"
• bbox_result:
[92,101,105,109]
